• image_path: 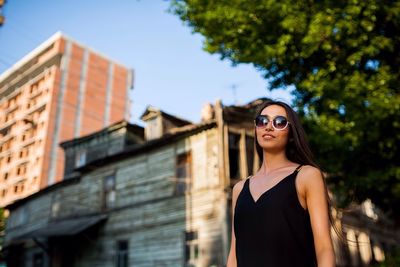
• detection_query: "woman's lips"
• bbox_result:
[262,133,276,139]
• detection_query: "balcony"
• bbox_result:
[28,89,43,100]
[25,98,47,116]
[2,104,19,115]
[0,116,17,130]
[0,132,13,145]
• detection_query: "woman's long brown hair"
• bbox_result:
[254,100,342,239]
[255,100,317,166]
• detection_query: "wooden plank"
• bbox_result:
[239,129,248,179]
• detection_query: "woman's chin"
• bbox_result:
[260,144,286,153]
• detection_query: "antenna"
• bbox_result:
[229,83,238,104]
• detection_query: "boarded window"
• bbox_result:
[116,240,129,267]
[176,152,191,195]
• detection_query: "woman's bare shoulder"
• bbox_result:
[297,165,325,190]
[233,179,246,194]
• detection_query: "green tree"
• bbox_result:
[171,0,400,220]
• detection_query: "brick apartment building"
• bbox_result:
[0,32,133,207]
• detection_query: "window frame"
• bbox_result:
[103,173,116,210]
[184,230,200,267]
[175,151,192,195]
[115,240,129,267]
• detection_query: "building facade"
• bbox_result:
[0,32,133,206]
[3,99,399,267]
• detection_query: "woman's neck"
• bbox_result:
[261,150,292,174]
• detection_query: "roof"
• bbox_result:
[140,105,192,126]
[60,120,144,148]
[221,98,271,125]
[4,214,107,247]
[5,174,81,210]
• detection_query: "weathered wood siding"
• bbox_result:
[6,127,226,267]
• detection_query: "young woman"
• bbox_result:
[227,100,335,267]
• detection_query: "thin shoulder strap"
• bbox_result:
[294,164,303,173]
[244,176,251,183]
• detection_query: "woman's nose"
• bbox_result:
[265,120,274,130]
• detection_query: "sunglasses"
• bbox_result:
[254,115,290,130]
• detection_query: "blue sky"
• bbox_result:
[0,0,293,124]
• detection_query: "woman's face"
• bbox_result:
[256,104,290,153]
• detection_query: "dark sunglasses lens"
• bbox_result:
[255,116,268,127]
[273,116,288,129]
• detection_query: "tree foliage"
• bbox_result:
[171,0,400,220]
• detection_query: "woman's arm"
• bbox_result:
[227,180,245,267]
[299,166,336,267]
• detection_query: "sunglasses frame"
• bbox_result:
[254,115,290,131]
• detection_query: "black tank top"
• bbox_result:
[234,165,317,267]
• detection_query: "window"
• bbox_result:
[246,136,255,175]
[75,149,87,167]
[116,240,129,267]
[176,152,191,195]
[103,174,116,209]
[185,231,199,267]
[228,133,241,179]
[228,133,256,180]
[16,164,27,176]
